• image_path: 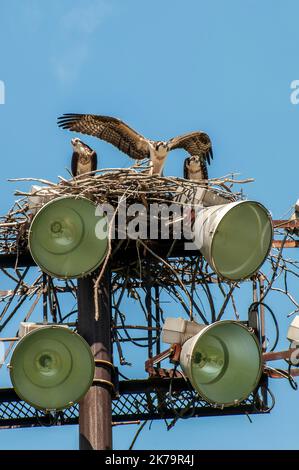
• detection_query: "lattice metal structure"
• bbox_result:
[0,378,265,429]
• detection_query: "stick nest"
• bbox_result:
[0,167,249,257]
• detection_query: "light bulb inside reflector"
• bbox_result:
[192,335,228,385]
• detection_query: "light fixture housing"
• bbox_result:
[28,196,108,279]
[162,318,263,407]
[9,325,94,410]
[180,320,262,406]
[193,200,273,281]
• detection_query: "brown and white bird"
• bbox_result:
[184,154,209,182]
[71,137,97,177]
[289,199,299,237]
[58,114,213,176]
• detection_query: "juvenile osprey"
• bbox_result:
[184,155,209,182]
[289,199,299,237]
[57,114,213,176]
[71,137,97,177]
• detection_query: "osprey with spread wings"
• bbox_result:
[57,113,213,178]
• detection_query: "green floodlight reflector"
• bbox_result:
[180,321,262,407]
[9,326,95,411]
[193,200,273,281]
[29,196,108,279]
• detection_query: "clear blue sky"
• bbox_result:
[0,0,299,450]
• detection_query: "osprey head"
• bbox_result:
[71,137,94,158]
[188,155,202,165]
[154,141,169,158]
[71,137,84,150]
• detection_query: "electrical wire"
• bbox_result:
[248,301,279,352]
[253,386,275,413]
[259,233,289,303]
[129,420,148,450]
[167,364,197,420]
[113,305,158,348]
[35,410,60,427]
[288,363,298,390]
[265,364,298,391]
[117,369,130,380]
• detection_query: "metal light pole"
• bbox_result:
[77,269,112,450]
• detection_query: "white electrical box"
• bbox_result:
[18,322,68,338]
[162,317,204,345]
[28,185,55,215]
[162,317,186,344]
[287,316,299,342]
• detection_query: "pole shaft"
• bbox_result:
[77,269,112,450]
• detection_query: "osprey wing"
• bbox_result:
[71,151,79,177]
[58,114,149,160]
[168,131,213,165]
[91,150,98,172]
[183,157,189,179]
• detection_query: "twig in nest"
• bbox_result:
[94,192,129,321]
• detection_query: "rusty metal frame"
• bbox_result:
[0,218,297,430]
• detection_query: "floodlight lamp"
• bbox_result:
[28,196,108,279]
[162,318,262,407]
[9,325,95,410]
[193,200,273,281]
